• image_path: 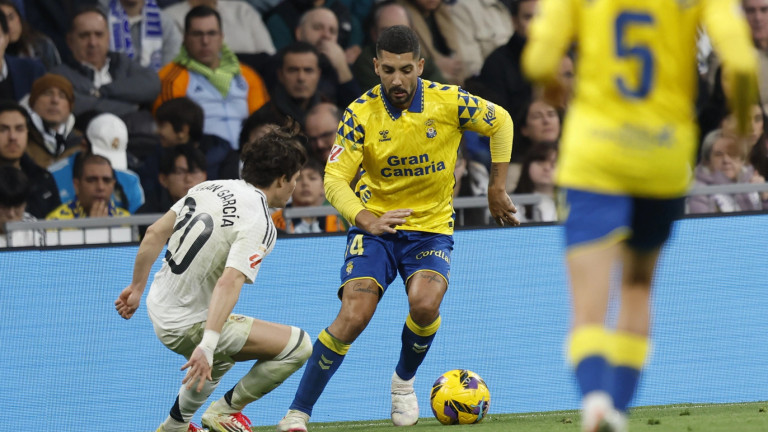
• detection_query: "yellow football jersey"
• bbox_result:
[523,0,757,198]
[325,78,513,235]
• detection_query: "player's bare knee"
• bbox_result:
[408,301,440,325]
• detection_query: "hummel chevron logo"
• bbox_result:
[412,343,429,354]
[319,354,334,370]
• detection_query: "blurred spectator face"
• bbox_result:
[156,121,189,147]
[245,123,279,150]
[0,201,24,232]
[74,160,115,212]
[159,154,207,201]
[512,0,539,38]
[744,0,768,43]
[528,149,557,188]
[0,110,28,163]
[0,4,21,43]
[68,11,110,69]
[522,100,560,143]
[722,103,764,148]
[297,9,339,47]
[374,4,410,41]
[32,87,71,126]
[278,52,321,100]
[374,50,424,109]
[305,104,338,161]
[184,15,223,69]
[413,0,443,12]
[291,166,324,206]
[709,136,745,181]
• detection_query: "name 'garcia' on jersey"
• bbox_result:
[381,153,446,178]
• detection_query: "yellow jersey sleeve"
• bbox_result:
[324,107,367,224]
[457,89,514,163]
[522,0,577,85]
[703,0,759,135]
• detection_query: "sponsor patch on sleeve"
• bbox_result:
[328,144,345,163]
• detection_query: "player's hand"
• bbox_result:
[357,209,412,236]
[487,187,519,227]
[89,199,109,218]
[115,285,142,319]
[181,346,213,393]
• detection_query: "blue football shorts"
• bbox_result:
[561,188,685,252]
[337,227,454,298]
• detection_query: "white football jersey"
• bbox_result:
[146,180,277,330]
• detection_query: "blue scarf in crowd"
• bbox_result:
[108,0,164,71]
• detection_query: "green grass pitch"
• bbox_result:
[251,402,768,431]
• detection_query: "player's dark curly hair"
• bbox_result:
[240,122,308,188]
[376,25,420,59]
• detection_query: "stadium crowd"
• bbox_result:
[1,0,767,247]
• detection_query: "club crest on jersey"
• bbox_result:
[425,119,437,138]
[328,144,344,163]
[346,261,354,275]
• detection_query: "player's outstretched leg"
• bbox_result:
[203,327,312,432]
[277,328,352,431]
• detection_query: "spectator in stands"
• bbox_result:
[105,0,183,71]
[239,107,282,151]
[253,42,322,127]
[164,0,275,56]
[477,0,538,118]
[292,7,361,107]
[512,141,558,223]
[352,1,444,90]
[0,165,45,247]
[52,7,160,117]
[48,112,145,213]
[449,0,512,79]
[23,73,84,168]
[751,132,768,179]
[154,96,238,179]
[155,6,270,150]
[271,158,345,233]
[46,152,130,219]
[396,0,464,84]
[0,0,61,70]
[24,0,100,65]
[513,97,560,163]
[138,144,206,214]
[743,0,768,111]
[266,0,362,63]
[0,100,60,218]
[303,101,339,164]
[688,129,768,214]
[0,11,45,101]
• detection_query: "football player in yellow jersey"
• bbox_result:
[522,1,757,431]
[277,25,518,431]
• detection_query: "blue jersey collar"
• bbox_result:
[381,78,424,120]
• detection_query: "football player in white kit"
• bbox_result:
[115,127,313,432]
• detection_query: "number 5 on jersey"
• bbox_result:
[615,11,654,99]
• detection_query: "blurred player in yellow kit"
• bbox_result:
[522,0,757,431]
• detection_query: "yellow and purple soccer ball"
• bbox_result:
[430,369,490,425]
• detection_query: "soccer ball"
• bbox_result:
[430,369,490,425]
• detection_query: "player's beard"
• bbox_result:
[387,85,412,108]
